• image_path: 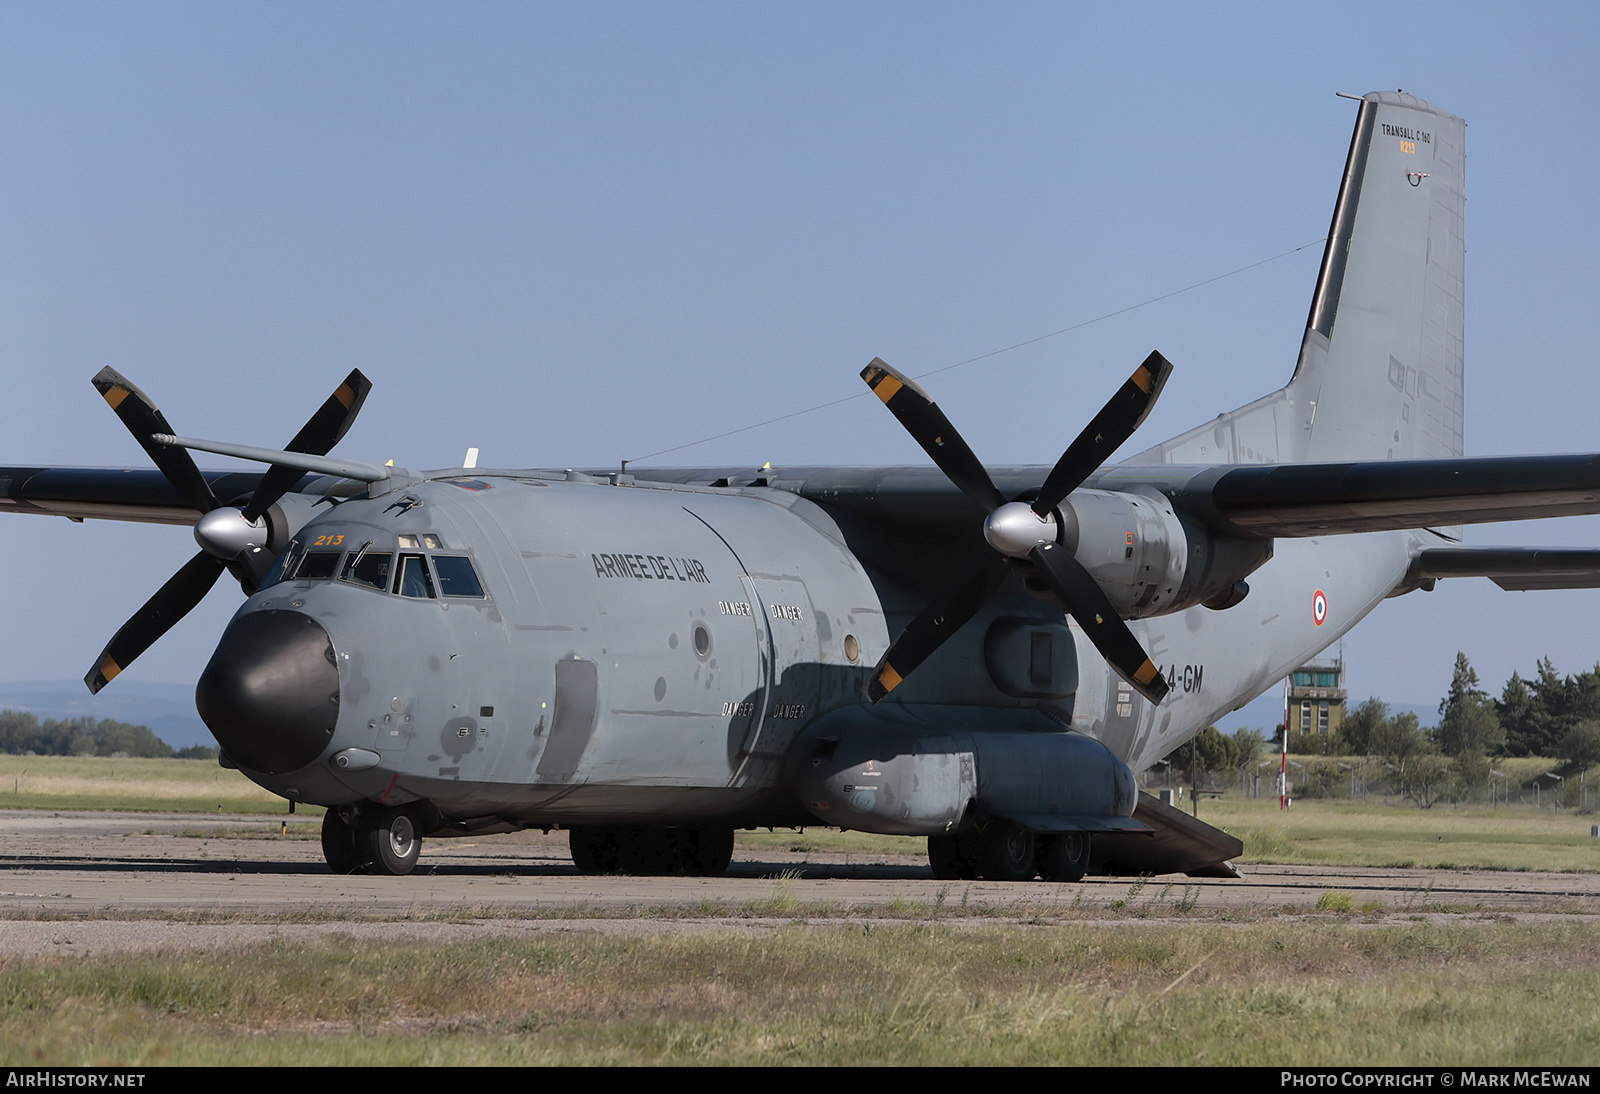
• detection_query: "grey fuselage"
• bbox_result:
[212,465,1412,829]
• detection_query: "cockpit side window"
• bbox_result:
[339,546,393,591]
[260,540,303,589]
[394,554,437,599]
[432,555,486,598]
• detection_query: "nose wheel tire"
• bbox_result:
[356,806,423,876]
[1038,832,1091,882]
[320,809,361,874]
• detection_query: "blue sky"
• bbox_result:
[2,2,1598,722]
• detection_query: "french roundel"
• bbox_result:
[1312,589,1328,626]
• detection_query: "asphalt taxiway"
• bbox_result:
[4,810,1598,942]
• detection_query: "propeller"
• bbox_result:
[861,351,1174,706]
[84,367,372,693]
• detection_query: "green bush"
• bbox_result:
[0,710,177,758]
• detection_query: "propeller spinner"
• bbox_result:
[84,367,371,693]
[860,351,1174,706]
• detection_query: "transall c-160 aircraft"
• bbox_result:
[5,90,1599,879]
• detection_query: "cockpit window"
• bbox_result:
[260,541,302,589]
[294,551,344,581]
[263,537,484,600]
[339,546,393,591]
[394,554,437,599]
[433,555,486,598]
[261,541,344,589]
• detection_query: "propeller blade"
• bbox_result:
[1027,541,1169,704]
[91,367,219,515]
[862,359,1006,514]
[85,550,228,693]
[1032,351,1173,516]
[241,369,373,522]
[866,552,1011,703]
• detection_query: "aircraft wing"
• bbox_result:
[0,466,296,526]
[1153,454,1600,538]
[640,454,1600,541]
[26,449,1595,538]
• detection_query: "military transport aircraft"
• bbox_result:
[5,90,1600,880]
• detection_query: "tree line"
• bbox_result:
[1297,652,1600,770]
[0,709,215,759]
[1161,652,1600,808]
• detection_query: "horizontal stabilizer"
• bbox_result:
[1089,792,1245,878]
[1409,547,1600,591]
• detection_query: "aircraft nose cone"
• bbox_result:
[196,610,340,775]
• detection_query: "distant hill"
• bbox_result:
[0,681,213,750]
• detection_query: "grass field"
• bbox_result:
[0,754,314,815]
[3,919,1596,1065]
[1196,796,1600,873]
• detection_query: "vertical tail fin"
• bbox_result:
[1133,92,1466,471]
[1294,91,1466,464]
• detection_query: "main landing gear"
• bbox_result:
[568,825,735,876]
[322,805,424,876]
[927,823,1091,882]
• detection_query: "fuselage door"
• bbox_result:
[732,574,821,773]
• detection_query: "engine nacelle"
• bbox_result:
[1054,488,1272,617]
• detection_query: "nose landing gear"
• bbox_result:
[321,805,425,876]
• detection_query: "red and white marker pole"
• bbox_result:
[1281,675,1290,811]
